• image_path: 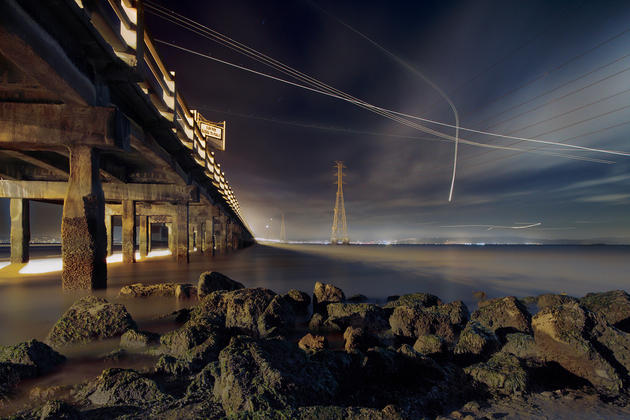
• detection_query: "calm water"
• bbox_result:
[0,243,628,347]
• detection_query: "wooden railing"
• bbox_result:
[79,0,243,219]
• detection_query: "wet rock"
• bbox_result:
[118,282,193,298]
[46,296,136,349]
[465,353,529,395]
[384,292,442,309]
[0,339,65,378]
[413,334,447,356]
[454,321,500,360]
[536,294,578,310]
[532,302,623,397]
[324,303,389,332]
[347,294,368,303]
[313,281,345,315]
[175,284,196,299]
[39,400,80,420]
[77,368,170,407]
[389,301,468,342]
[197,271,244,298]
[308,313,325,332]
[499,333,539,360]
[580,290,630,330]
[283,289,311,314]
[298,333,328,352]
[120,330,159,351]
[212,335,338,414]
[192,288,294,338]
[472,296,531,338]
[0,363,20,396]
[343,326,372,353]
[157,320,224,374]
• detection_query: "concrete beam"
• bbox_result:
[0,103,126,149]
[10,198,30,263]
[0,180,198,202]
[1,150,68,179]
[0,1,96,105]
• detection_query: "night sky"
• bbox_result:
[2,0,630,243]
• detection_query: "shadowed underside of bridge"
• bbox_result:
[0,0,254,289]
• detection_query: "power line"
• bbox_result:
[155,39,614,165]
[144,1,630,160]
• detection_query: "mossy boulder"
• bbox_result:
[211,335,338,414]
[536,293,578,310]
[77,368,171,407]
[197,271,244,298]
[465,353,529,395]
[383,293,442,309]
[39,400,81,420]
[0,339,65,378]
[389,300,469,342]
[313,282,345,315]
[324,303,389,332]
[413,334,447,356]
[532,302,623,397]
[192,288,294,338]
[118,282,193,298]
[343,326,374,353]
[499,333,539,360]
[454,321,500,360]
[46,296,136,349]
[580,290,630,330]
[471,296,531,338]
[283,289,311,314]
[120,330,159,351]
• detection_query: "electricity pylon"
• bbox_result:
[280,213,287,242]
[330,161,349,245]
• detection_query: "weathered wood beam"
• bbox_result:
[0,180,198,202]
[0,1,96,105]
[0,103,128,149]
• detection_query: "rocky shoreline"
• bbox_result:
[2,274,630,419]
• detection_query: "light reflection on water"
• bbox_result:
[0,243,629,347]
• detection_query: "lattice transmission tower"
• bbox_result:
[330,161,349,245]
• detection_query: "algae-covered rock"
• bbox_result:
[308,313,325,332]
[536,294,578,310]
[389,301,468,342]
[465,353,529,395]
[383,293,442,309]
[46,296,136,349]
[580,290,630,330]
[192,288,294,338]
[472,296,531,337]
[454,321,500,360]
[212,335,338,414]
[499,333,539,360]
[298,333,328,352]
[197,271,244,298]
[77,368,170,407]
[39,400,81,420]
[120,330,159,351]
[413,334,447,356]
[343,326,374,353]
[118,282,194,298]
[532,302,623,397]
[283,289,311,314]
[0,339,65,378]
[324,303,389,332]
[313,281,345,315]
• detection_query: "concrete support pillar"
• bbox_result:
[10,198,30,263]
[122,200,136,263]
[147,220,152,253]
[61,145,107,290]
[202,219,213,255]
[188,222,195,253]
[174,203,189,263]
[104,214,113,256]
[139,215,148,259]
[167,223,174,254]
[227,221,234,252]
